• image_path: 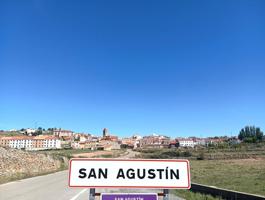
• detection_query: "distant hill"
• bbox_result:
[0,131,24,137]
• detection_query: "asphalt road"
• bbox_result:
[0,150,184,200]
[0,170,184,200]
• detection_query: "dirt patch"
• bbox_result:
[73,151,113,158]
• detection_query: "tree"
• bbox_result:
[238,126,264,142]
[256,127,263,141]
[238,128,245,140]
[32,127,43,136]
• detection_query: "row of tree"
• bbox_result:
[238,126,264,143]
[20,127,57,136]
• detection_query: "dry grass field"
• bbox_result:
[137,146,265,199]
[190,158,265,196]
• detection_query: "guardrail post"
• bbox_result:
[89,188,95,200]
[163,189,169,200]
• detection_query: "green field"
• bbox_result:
[175,190,222,200]
[137,146,265,199]
[38,148,126,159]
[0,131,24,137]
[136,143,265,160]
[38,148,94,159]
[190,159,265,196]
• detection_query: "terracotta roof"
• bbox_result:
[0,136,33,140]
[0,135,60,141]
[33,135,58,140]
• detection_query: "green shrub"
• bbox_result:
[161,150,180,158]
[197,152,205,160]
[183,150,192,157]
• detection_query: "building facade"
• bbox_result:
[140,135,171,148]
[0,135,61,150]
[175,138,195,148]
[53,129,73,138]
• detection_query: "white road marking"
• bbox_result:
[70,189,87,200]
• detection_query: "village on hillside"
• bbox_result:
[0,127,241,151]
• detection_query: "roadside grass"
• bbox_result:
[190,159,265,196]
[136,149,192,159]
[136,147,265,160]
[99,154,113,158]
[39,148,126,159]
[96,149,127,158]
[137,146,265,197]
[175,190,222,200]
[38,148,94,159]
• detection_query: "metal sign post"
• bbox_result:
[163,189,169,200]
[89,188,95,200]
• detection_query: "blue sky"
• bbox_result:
[0,0,265,137]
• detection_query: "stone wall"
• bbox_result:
[0,147,67,184]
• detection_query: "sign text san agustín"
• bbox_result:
[68,159,190,189]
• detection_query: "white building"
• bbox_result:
[6,136,32,149]
[194,138,206,146]
[33,135,61,150]
[132,135,142,140]
[53,129,73,138]
[71,141,80,149]
[0,135,61,150]
[176,138,195,148]
[25,128,36,135]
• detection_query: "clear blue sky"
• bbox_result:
[1,0,265,137]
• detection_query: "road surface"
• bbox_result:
[0,150,184,200]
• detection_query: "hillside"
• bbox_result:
[0,147,68,184]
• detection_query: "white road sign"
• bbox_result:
[68,158,190,189]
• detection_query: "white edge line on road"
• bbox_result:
[70,189,87,200]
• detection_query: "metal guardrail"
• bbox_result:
[190,183,265,200]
